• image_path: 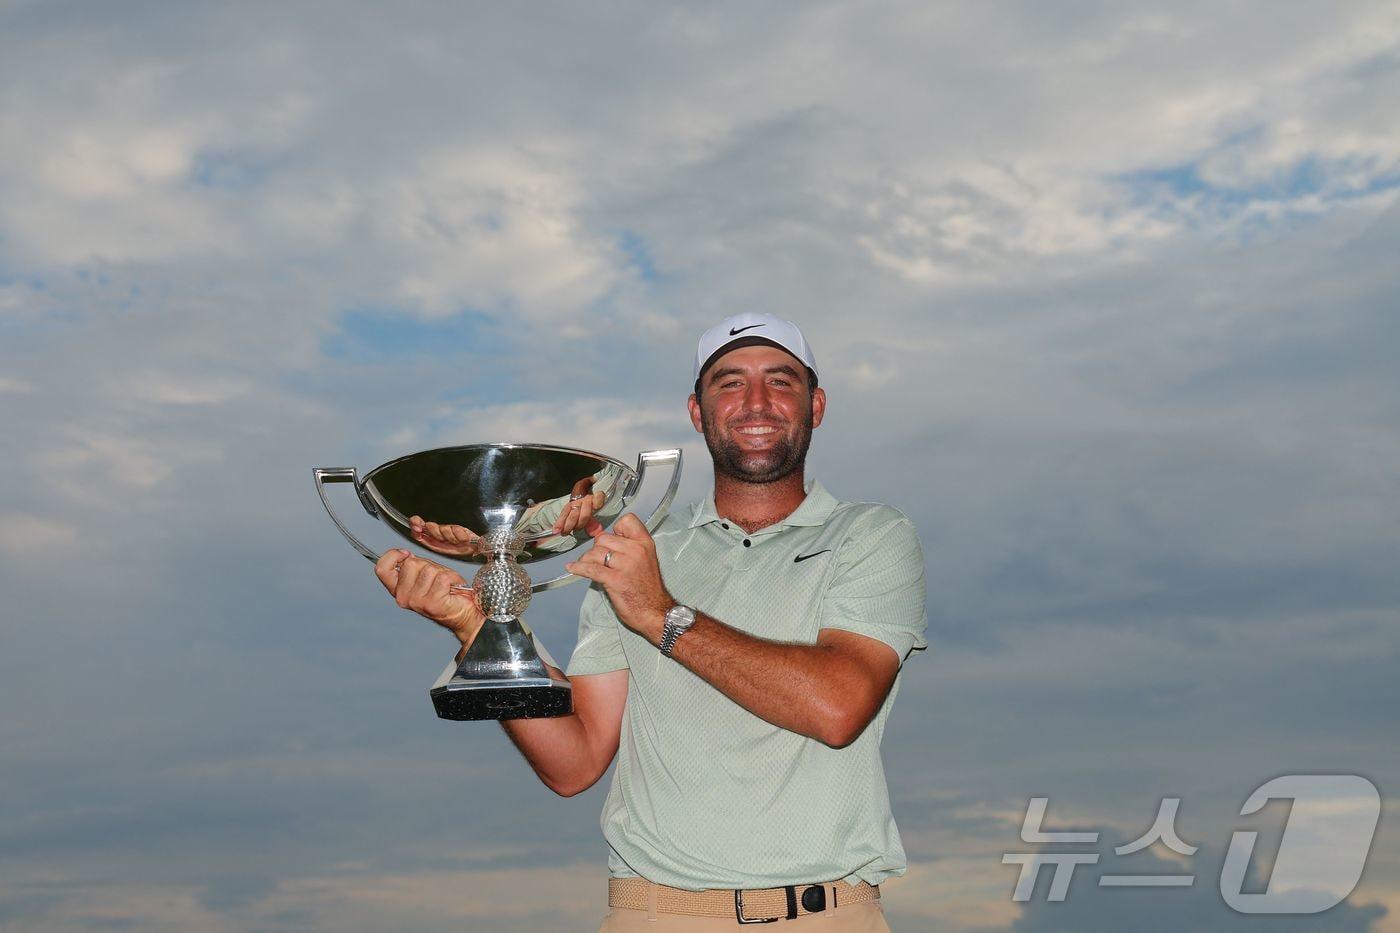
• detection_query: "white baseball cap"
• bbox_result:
[693,312,819,384]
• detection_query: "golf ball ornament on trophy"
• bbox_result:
[313,444,682,721]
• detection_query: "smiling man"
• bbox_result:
[377,313,927,930]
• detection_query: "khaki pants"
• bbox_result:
[598,882,891,932]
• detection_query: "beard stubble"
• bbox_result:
[699,402,815,484]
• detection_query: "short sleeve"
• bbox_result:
[565,583,630,676]
[819,508,928,663]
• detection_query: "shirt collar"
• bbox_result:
[687,479,838,529]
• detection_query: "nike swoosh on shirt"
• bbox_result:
[794,549,832,563]
[729,324,764,335]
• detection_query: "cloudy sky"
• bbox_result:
[2,1,1398,930]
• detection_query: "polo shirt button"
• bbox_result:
[721,523,729,530]
[743,539,751,547]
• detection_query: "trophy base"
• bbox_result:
[428,614,573,721]
[431,678,572,721]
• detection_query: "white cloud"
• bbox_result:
[36,428,222,504]
[373,143,620,319]
[38,125,194,199]
[0,882,240,933]
[108,372,253,407]
[0,94,234,264]
[256,862,600,927]
[0,374,34,394]
[0,514,80,556]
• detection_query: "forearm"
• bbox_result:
[499,701,598,797]
[665,614,885,747]
[485,656,620,797]
[558,517,898,749]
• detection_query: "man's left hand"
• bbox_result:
[565,513,674,641]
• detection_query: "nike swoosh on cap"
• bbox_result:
[729,323,764,336]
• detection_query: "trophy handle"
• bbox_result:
[314,468,381,562]
[313,467,475,595]
[625,447,684,533]
[529,447,684,593]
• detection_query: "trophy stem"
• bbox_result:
[430,546,571,721]
[455,614,550,680]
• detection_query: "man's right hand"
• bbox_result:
[374,548,484,651]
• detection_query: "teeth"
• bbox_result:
[737,426,778,435]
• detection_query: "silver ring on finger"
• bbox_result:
[603,550,613,568]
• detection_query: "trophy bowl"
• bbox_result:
[314,443,681,721]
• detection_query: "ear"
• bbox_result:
[810,386,827,428]
[687,393,704,433]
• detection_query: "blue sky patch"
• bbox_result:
[322,306,501,363]
[190,149,277,191]
[618,230,661,283]
[1120,152,1400,212]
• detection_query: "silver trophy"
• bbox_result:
[314,444,681,721]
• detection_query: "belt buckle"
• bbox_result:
[735,885,796,923]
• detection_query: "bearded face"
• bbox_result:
[690,345,823,485]
[698,395,814,484]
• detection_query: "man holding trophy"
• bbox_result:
[373,314,927,930]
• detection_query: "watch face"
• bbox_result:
[660,606,696,657]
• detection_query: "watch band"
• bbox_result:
[659,605,697,657]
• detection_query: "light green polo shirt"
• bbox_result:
[566,479,928,890]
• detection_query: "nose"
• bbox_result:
[743,378,772,412]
